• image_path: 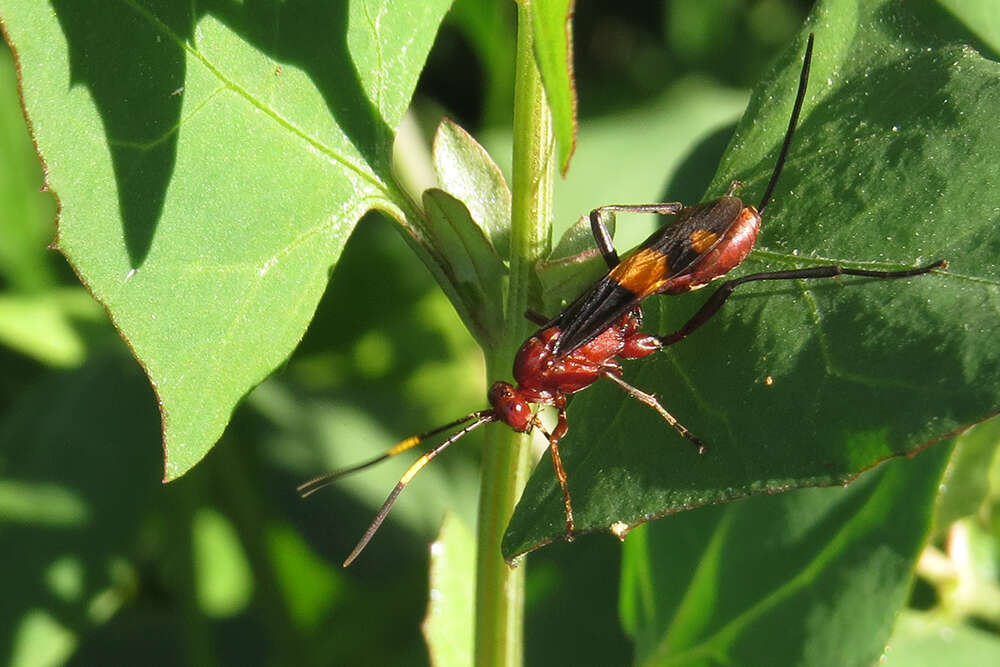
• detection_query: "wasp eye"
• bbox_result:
[488,382,532,432]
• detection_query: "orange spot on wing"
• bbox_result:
[689,228,719,254]
[609,248,670,297]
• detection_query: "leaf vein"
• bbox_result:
[118,0,387,196]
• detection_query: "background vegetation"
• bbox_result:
[2,1,999,665]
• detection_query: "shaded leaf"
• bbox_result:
[266,521,342,631]
[505,8,1000,556]
[619,441,952,666]
[0,355,163,662]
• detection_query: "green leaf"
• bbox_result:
[619,441,952,666]
[432,118,512,260]
[885,610,1000,665]
[1,0,452,479]
[422,189,507,347]
[0,355,163,661]
[0,47,56,292]
[0,288,102,367]
[266,521,342,631]
[192,507,254,618]
[9,609,77,667]
[933,417,1000,538]
[504,7,1000,556]
[924,0,1000,57]
[422,512,475,667]
[426,118,512,346]
[530,0,577,173]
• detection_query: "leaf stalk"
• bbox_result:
[473,4,554,666]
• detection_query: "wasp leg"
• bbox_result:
[603,371,705,454]
[534,400,575,539]
[589,203,685,268]
[658,260,947,347]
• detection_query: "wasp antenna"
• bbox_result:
[297,411,491,499]
[758,32,814,215]
[298,457,389,498]
[342,413,496,567]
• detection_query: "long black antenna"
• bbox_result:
[758,32,814,214]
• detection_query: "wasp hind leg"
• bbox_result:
[657,260,947,348]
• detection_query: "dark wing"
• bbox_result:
[549,197,743,355]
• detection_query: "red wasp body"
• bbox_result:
[300,34,946,566]
[493,307,657,423]
[485,305,702,539]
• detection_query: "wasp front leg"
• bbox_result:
[589,203,684,269]
[535,396,576,539]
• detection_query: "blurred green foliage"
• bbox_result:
[2,1,998,666]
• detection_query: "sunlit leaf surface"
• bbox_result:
[2,0,450,479]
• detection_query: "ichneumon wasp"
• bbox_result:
[299,34,946,566]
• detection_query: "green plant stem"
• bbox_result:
[474,4,554,667]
